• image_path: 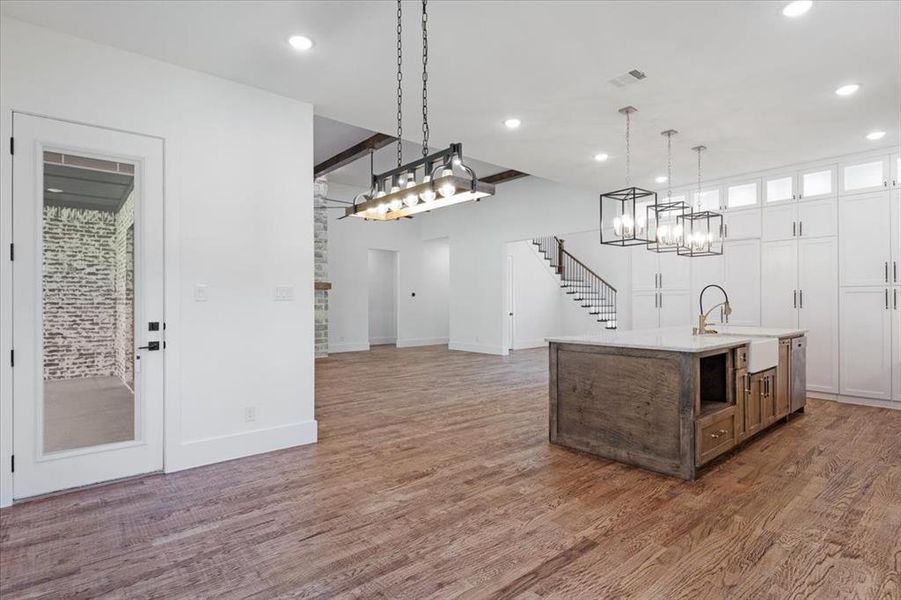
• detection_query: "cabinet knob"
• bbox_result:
[709,429,729,439]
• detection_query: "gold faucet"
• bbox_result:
[694,284,732,335]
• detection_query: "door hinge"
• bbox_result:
[8,137,13,155]
[10,455,14,473]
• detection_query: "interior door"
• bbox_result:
[504,254,514,351]
[839,191,891,287]
[760,240,798,329]
[12,114,164,499]
[839,286,892,400]
[798,237,839,393]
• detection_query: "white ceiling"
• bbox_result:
[3,1,899,192]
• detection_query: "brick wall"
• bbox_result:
[314,177,328,358]
[42,197,135,383]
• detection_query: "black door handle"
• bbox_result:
[138,341,160,351]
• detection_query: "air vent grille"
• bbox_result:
[608,69,647,88]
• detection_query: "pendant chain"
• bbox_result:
[421,0,429,158]
[396,0,403,168]
[666,132,673,200]
[625,110,631,187]
[696,146,703,210]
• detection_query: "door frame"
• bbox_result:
[1,109,169,506]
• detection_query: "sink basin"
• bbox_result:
[747,337,778,373]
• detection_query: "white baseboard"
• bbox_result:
[807,392,900,410]
[513,338,549,350]
[166,419,318,473]
[448,341,506,355]
[329,342,371,353]
[368,337,396,346]
[396,337,449,348]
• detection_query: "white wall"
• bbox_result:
[0,18,316,506]
[504,241,563,349]
[367,249,398,345]
[327,181,449,352]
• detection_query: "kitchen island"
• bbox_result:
[548,327,807,480]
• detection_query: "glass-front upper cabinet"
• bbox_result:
[841,156,890,195]
[764,173,796,203]
[726,180,760,209]
[799,166,836,200]
[892,152,900,189]
[689,187,722,211]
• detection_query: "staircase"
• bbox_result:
[532,236,617,329]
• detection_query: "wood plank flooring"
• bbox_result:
[1,344,899,599]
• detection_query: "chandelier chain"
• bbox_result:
[625,110,631,187]
[421,0,429,158]
[666,132,673,200]
[396,0,403,168]
[696,145,703,209]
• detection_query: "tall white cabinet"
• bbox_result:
[631,248,692,329]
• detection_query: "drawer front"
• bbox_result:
[697,410,736,466]
[735,346,748,370]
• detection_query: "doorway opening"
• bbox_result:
[42,152,136,453]
[368,249,398,346]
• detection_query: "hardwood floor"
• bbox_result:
[1,345,899,599]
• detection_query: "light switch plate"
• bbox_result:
[194,284,208,302]
[275,285,294,301]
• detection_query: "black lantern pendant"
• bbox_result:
[647,129,691,253]
[677,145,723,257]
[600,106,655,246]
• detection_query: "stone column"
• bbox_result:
[313,177,330,358]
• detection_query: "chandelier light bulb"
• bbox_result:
[376,203,389,215]
[389,198,403,211]
[420,187,437,203]
[438,181,456,198]
[404,193,419,207]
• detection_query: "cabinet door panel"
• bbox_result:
[723,208,761,240]
[745,373,763,436]
[761,240,798,329]
[776,341,791,417]
[631,290,659,330]
[724,239,761,326]
[841,157,889,195]
[659,290,692,328]
[839,192,891,287]
[762,204,797,242]
[658,251,691,291]
[799,237,839,393]
[765,174,796,204]
[797,197,837,238]
[839,287,892,400]
[632,247,658,291]
[799,166,836,201]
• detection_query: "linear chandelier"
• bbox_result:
[346,0,494,221]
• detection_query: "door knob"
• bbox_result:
[138,342,160,351]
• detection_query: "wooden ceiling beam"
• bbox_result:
[481,169,529,185]
[314,133,396,178]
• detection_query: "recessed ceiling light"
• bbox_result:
[594,153,609,162]
[503,118,521,129]
[835,84,859,96]
[655,176,668,184]
[782,1,812,17]
[866,130,886,141]
[46,188,63,193]
[288,35,314,51]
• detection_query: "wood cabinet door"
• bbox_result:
[734,367,748,439]
[798,237,839,393]
[745,372,763,435]
[776,341,791,418]
[839,192,891,287]
[760,370,776,425]
[839,287,892,400]
[761,240,798,329]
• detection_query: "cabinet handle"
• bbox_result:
[885,262,890,283]
[659,273,663,288]
[799,221,803,236]
[793,289,797,308]
[709,429,729,439]
[745,375,751,395]
[886,288,890,310]
[659,292,663,308]
[792,221,796,237]
[894,261,897,283]
[799,290,803,309]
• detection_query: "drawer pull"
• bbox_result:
[709,429,729,439]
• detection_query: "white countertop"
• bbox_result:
[547,326,806,353]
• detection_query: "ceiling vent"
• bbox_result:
[608,69,647,88]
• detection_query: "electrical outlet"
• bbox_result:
[244,406,256,423]
[194,284,208,302]
[275,285,294,301]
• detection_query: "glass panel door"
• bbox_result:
[42,152,137,453]
[841,158,888,194]
[800,167,835,200]
[765,174,796,203]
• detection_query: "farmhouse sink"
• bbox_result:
[746,337,778,373]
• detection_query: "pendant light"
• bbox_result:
[677,145,724,257]
[599,106,656,246]
[346,0,494,221]
[646,129,690,253]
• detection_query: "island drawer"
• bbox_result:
[696,407,736,466]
